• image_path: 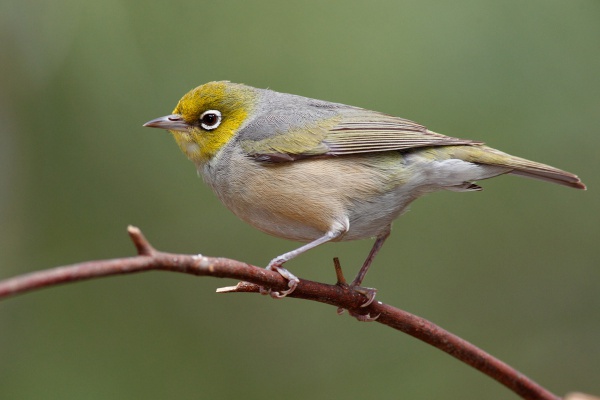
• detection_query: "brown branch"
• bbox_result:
[0,225,563,400]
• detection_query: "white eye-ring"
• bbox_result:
[199,110,222,130]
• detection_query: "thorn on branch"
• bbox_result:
[127,225,155,256]
[333,257,347,285]
[216,281,260,293]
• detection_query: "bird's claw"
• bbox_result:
[335,283,379,321]
[352,286,377,307]
[350,310,380,322]
[259,279,298,299]
[260,263,299,299]
[338,282,377,307]
[337,307,380,322]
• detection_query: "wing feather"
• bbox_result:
[239,101,479,162]
[323,111,479,155]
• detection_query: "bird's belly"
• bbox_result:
[202,151,413,242]
[222,188,414,242]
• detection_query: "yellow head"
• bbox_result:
[144,81,258,164]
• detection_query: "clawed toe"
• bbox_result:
[337,306,380,322]
[339,282,377,307]
[349,309,380,322]
[335,282,379,321]
[261,278,298,299]
[351,285,377,307]
[260,263,299,299]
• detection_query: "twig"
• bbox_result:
[0,225,562,400]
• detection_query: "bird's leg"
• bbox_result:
[262,224,347,299]
[349,225,391,307]
[351,225,391,287]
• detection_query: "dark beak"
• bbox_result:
[143,114,190,132]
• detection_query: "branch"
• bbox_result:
[0,226,570,400]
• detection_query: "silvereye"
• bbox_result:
[144,81,585,300]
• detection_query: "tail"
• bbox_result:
[509,166,586,189]
[453,145,586,190]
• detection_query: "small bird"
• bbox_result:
[144,81,585,300]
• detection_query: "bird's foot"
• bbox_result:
[332,258,378,307]
[334,283,378,317]
[350,284,378,308]
[259,261,299,299]
[336,303,380,322]
[348,309,380,322]
[334,283,378,308]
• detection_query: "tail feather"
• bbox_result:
[454,145,586,190]
[508,167,585,190]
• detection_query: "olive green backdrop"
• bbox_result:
[1,1,598,399]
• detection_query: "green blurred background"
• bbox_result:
[1,1,598,399]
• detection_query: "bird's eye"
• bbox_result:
[200,110,222,130]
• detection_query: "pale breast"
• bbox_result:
[202,146,413,242]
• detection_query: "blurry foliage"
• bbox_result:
[0,1,599,399]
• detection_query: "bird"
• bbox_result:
[144,81,585,301]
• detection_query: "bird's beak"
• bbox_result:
[143,114,190,132]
